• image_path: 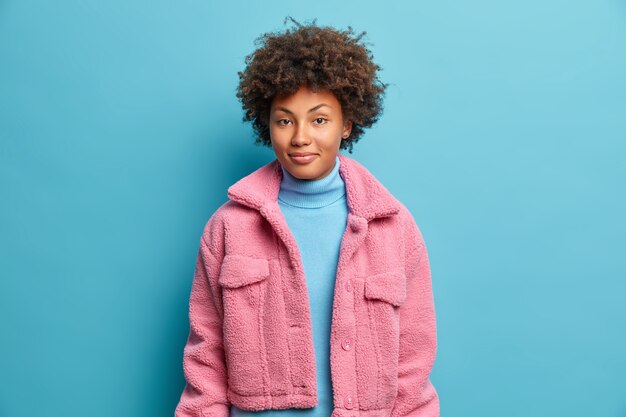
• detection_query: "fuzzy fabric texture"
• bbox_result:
[175,153,439,417]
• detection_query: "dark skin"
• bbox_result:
[270,85,352,181]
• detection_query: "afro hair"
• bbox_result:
[236,16,389,153]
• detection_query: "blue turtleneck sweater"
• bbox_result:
[229,155,348,417]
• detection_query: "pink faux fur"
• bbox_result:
[175,154,439,417]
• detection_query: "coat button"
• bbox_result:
[345,279,352,292]
[344,395,354,409]
[341,338,353,351]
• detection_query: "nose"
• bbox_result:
[291,123,311,146]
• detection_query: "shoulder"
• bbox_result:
[197,201,243,251]
[347,156,426,247]
[199,200,262,249]
[394,199,426,251]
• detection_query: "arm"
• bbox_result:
[175,225,230,417]
[391,214,440,417]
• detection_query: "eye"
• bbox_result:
[313,117,328,125]
[277,119,291,126]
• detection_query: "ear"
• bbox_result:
[342,119,353,138]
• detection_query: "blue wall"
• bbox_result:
[1,1,625,416]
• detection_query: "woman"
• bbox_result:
[175,17,439,417]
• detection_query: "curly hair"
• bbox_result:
[236,16,389,154]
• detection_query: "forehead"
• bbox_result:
[272,85,340,111]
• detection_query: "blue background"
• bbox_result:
[1,1,625,416]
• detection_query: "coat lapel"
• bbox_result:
[226,153,403,275]
[226,153,402,220]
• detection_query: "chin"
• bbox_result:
[291,170,315,180]
[290,167,319,181]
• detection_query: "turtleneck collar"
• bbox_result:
[278,155,346,209]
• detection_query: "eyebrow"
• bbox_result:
[274,103,332,114]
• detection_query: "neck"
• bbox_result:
[278,155,345,208]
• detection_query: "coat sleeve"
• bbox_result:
[175,223,230,417]
[391,214,440,417]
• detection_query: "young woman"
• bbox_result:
[175,17,439,417]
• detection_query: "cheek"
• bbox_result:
[269,132,289,153]
[320,128,344,147]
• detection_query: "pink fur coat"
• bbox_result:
[175,154,439,417]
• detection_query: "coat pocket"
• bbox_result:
[218,254,270,396]
[361,270,407,407]
[364,269,407,307]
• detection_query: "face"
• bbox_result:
[269,84,352,181]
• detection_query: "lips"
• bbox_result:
[289,153,318,165]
